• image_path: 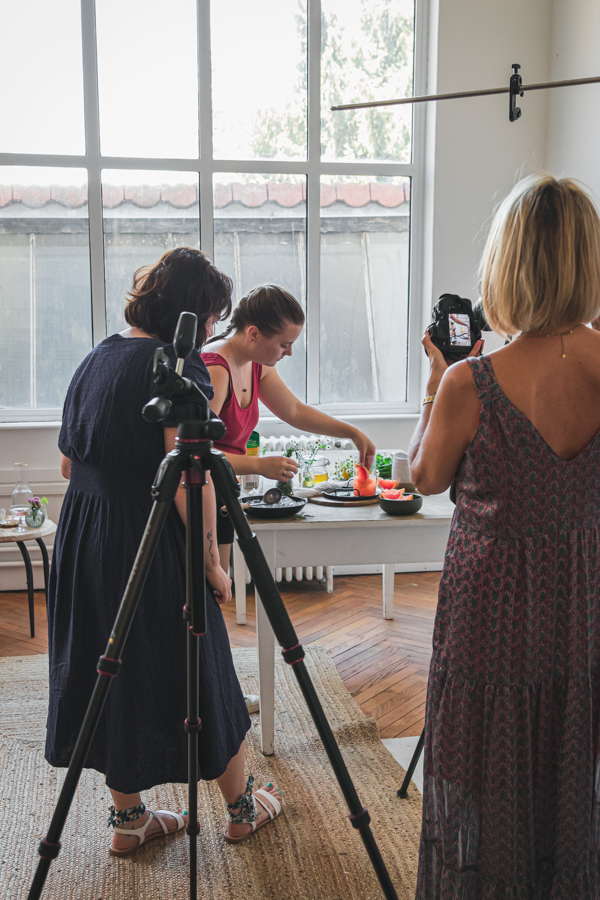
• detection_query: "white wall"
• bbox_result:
[546,0,600,201]
[426,0,552,310]
[1,0,560,588]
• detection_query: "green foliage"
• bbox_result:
[249,0,414,163]
[376,453,392,478]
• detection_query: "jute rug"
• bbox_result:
[0,647,422,900]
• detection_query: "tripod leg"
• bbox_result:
[397,729,424,798]
[233,538,247,625]
[208,451,399,900]
[28,452,183,900]
[256,532,276,755]
[182,468,206,900]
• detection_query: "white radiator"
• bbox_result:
[240,561,334,592]
[259,433,354,453]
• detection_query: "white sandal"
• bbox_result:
[223,775,282,845]
[109,809,185,858]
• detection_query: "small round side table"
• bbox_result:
[0,519,56,638]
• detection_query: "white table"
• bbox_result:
[0,519,57,637]
[233,495,454,755]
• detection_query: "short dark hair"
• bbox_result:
[124,247,233,347]
[206,283,305,343]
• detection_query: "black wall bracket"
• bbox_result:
[509,63,524,121]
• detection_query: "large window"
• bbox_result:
[0,0,423,422]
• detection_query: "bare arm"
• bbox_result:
[409,334,482,495]
[60,453,71,480]
[164,427,231,602]
[258,367,376,468]
[206,363,299,482]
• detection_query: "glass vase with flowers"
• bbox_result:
[25,497,48,528]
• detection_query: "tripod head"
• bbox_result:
[142,312,226,442]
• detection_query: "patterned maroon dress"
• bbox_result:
[416,355,600,899]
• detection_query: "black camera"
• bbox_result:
[427,293,491,364]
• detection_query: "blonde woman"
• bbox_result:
[410,176,600,897]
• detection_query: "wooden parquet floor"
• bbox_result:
[0,572,439,738]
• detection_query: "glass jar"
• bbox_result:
[301,455,330,488]
[12,462,33,508]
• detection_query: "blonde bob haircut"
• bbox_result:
[480,174,600,336]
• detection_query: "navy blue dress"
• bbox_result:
[45,334,250,794]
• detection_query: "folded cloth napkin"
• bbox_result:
[294,479,351,499]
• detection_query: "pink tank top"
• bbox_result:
[201,352,262,455]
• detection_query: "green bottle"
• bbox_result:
[242,431,260,492]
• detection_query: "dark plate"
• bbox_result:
[379,494,423,516]
[323,487,381,502]
[246,495,307,520]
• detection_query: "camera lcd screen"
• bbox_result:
[448,313,471,347]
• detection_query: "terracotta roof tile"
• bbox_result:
[320,183,337,207]
[124,184,161,208]
[102,184,124,208]
[267,182,303,207]
[0,180,410,210]
[161,183,198,206]
[336,183,371,207]
[50,184,87,207]
[214,182,232,207]
[370,182,407,207]
[232,182,268,207]
[12,185,51,208]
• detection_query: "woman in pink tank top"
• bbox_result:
[202,284,376,570]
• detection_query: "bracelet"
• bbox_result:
[423,393,436,405]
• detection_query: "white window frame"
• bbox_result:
[0,0,428,424]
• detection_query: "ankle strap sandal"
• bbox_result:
[224,775,282,845]
[108,805,185,858]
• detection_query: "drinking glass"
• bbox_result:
[9,504,30,533]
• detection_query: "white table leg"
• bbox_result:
[256,532,276,756]
[233,538,247,625]
[383,563,395,619]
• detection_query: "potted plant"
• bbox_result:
[25,496,48,528]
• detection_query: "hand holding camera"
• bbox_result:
[426,294,490,364]
[423,293,488,396]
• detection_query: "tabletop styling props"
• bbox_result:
[28,313,400,900]
[25,497,48,529]
[379,490,423,516]
[391,451,415,490]
[10,462,34,532]
[353,464,378,497]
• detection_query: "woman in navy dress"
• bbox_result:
[46,248,283,856]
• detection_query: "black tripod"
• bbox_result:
[28,313,399,900]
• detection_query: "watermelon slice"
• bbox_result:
[353,464,369,483]
[381,488,406,500]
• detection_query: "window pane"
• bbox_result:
[95,0,199,158]
[320,176,410,403]
[102,171,200,337]
[0,0,85,154]
[211,0,307,161]
[213,175,307,401]
[321,0,414,163]
[0,168,92,413]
